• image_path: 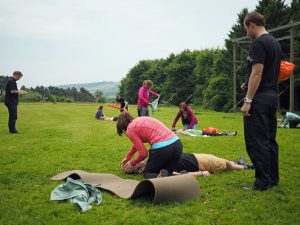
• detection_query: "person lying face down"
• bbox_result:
[124,152,253,177]
[175,129,237,137]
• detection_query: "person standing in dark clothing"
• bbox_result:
[115,95,128,112]
[4,71,27,133]
[241,12,281,191]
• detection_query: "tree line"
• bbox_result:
[119,0,300,111]
[0,76,101,103]
[1,1,299,109]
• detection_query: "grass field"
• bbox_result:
[0,103,299,225]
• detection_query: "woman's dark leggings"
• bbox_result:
[144,139,183,179]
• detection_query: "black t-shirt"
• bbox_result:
[244,33,281,93]
[116,97,126,108]
[5,77,18,105]
[174,153,199,172]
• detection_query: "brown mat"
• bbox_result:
[51,170,201,203]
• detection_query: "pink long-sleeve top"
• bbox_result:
[172,108,198,129]
[137,85,159,107]
[125,117,177,166]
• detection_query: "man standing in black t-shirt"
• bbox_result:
[5,71,27,134]
[241,12,281,190]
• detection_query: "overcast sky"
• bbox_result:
[0,0,279,87]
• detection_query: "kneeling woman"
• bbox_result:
[117,112,182,179]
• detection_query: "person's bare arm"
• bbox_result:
[10,90,27,94]
[241,63,263,117]
[172,171,211,176]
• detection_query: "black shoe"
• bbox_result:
[10,130,18,134]
[113,117,118,121]
[235,156,247,165]
[157,169,169,178]
[180,170,188,174]
[244,183,275,191]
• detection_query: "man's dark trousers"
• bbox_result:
[5,104,18,132]
[243,90,279,189]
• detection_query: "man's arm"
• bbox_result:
[172,171,211,176]
[241,63,263,117]
[10,89,27,94]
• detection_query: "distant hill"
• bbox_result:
[57,81,120,98]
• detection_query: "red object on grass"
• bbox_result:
[202,127,219,133]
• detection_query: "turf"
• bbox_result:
[0,103,299,225]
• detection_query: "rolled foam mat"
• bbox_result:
[51,170,201,203]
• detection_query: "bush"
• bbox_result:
[19,92,43,102]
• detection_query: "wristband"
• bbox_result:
[244,97,252,104]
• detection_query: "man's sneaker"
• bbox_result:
[221,131,237,136]
[10,130,18,134]
[246,164,255,170]
[235,156,247,165]
[113,117,118,121]
[157,169,169,178]
[227,131,237,136]
[180,170,188,174]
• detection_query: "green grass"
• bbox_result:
[0,103,299,225]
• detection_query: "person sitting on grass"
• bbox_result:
[278,111,300,128]
[123,153,253,177]
[95,105,117,121]
[117,111,182,179]
[172,102,198,130]
[174,129,237,137]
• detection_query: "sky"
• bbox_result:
[0,0,277,88]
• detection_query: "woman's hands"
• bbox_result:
[120,158,128,168]
[123,161,134,173]
[120,158,134,173]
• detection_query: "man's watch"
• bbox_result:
[244,97,252,104]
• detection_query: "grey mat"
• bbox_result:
[51,170,201,203]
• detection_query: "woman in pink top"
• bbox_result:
[137,80,159,117]
[172,102,198,130]
[117,112,182,178]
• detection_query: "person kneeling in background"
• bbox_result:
[278,111,300,128]
[172,102,198,130]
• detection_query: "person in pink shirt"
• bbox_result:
[172,102,198,130]
[117,112,182,178]
[137,80,159,117]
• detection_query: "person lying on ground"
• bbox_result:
[174,129,237,137]
[123,153,254,177]
[117,111,182,179]
[172,102,198,130]
[278,111,300,128]
[95,105,117,121]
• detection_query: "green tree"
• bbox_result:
[0,76,9,96]
[95,90,106,103]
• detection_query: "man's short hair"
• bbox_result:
[13,71,23,77]
[244,11,265,27]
